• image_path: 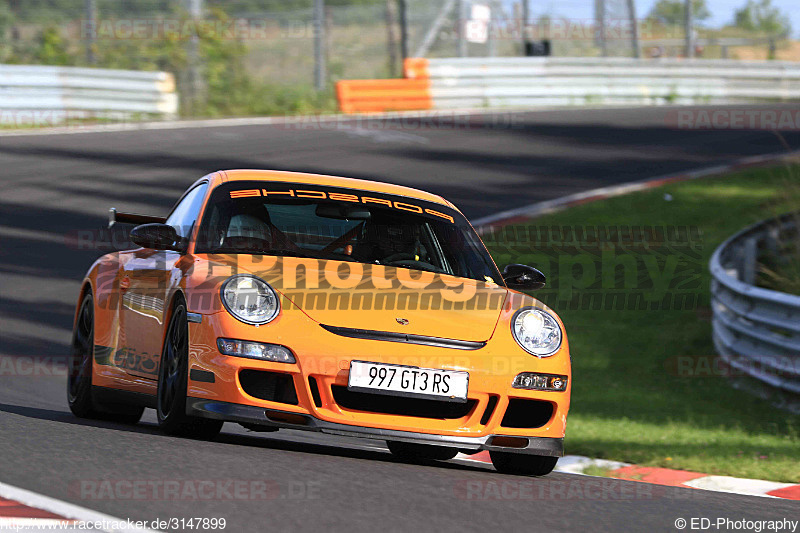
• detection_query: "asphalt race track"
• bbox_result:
[1,106,799,532]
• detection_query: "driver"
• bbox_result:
[354,222,427,264]
[227,205,273,242]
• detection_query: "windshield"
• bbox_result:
[195,181,503,284]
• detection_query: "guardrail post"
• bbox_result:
[385,0,399,76]
[399,0,410,61]
[597,0,608,57]
[84,0,97,64]
[626,0,640,58]
[741,237,757,286]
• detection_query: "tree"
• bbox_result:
[0,3,14,62]
[648,0,710,26]
[733,0,791,35]
[35,26,74,65]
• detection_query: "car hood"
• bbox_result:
[200,255,508,342]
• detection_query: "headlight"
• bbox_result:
[221,275,280,325]
[511,308,562,357]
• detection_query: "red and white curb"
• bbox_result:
[472,149,800,232]
[454,452,800,500]
[0,481,157,532]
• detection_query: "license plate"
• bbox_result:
[348,361,469,403]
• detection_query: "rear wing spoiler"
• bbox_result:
[108,208,167,228]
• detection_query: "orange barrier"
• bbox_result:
[336,78,431,113]
[335,59,433,114]
[403,58,430,79]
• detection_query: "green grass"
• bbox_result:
[581,465,615,478]
[486,162,800,483]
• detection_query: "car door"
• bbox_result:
[118,182,209,380]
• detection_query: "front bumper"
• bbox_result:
[187,308,571,441]
[187,398,564,457]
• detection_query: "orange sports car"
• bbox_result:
[68,170,571,476]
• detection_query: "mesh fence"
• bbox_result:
[0,1,793,95]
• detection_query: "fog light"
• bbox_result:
[217,338,296,363]
[512,372,568,391]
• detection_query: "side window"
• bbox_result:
[166,183,209,243]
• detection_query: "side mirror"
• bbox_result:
[130,224,182,252]
[502,264,546,291]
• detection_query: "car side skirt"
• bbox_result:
[92,386,157,409]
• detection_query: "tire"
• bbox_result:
[489,451,558,476]
[156,297,223,439]
[67,291,143,424]
[67,292,100,418]
[387,441,458,462]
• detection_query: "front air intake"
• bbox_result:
[500,399,554,429]
[239,370,298,405]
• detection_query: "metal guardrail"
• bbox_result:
[710,213,800,395]
[413,57,800,108]
[0,65,178,122]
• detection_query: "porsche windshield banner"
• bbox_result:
[226,183,456,224]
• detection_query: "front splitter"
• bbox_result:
[187,397,563,457]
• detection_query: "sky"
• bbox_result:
[517,0,799,37]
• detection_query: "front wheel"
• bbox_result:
[156,298,222,439]
[490,451,558,476]
[387,441,458,462]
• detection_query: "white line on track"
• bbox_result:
[0,107,533,138]
[471,149,800,229]
[0,104,665,138]
[0,481,158,533]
